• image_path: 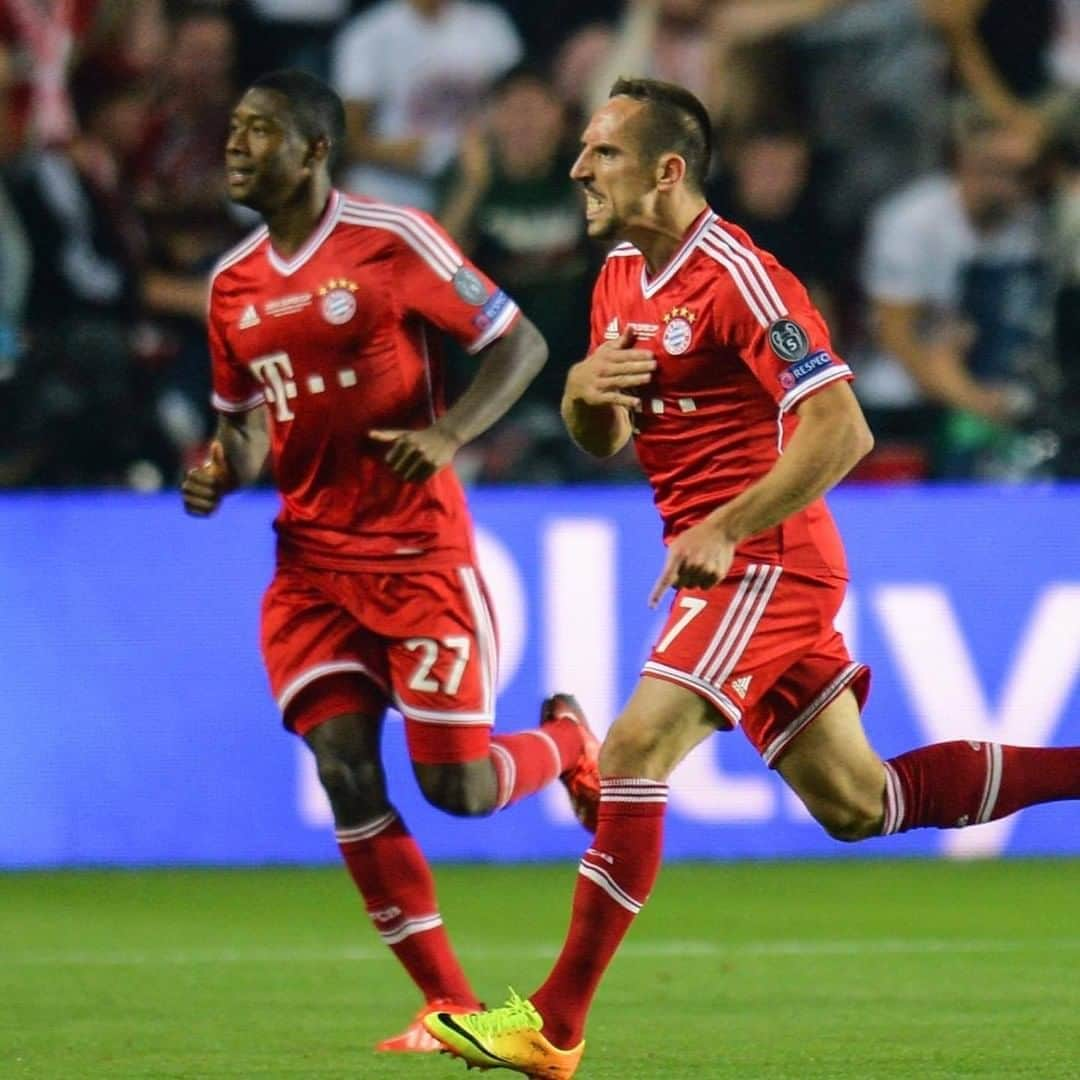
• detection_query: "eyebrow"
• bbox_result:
[231,108,274,123]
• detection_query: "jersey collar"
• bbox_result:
[267,189,343,277]
[640,206,716,299]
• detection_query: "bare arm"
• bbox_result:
[442,315,548,443]
[875,299,1010,421]
[649,381,873,604]
[922,0,1045,138]
[560,329,656,457]
[216,406,270,487]
[437,128,494,249]
[180,407,269,516]
[710,380,872,543]
[370,315,548,481]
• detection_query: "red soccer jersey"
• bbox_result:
[209,190,521,570]
[591,208,853,579]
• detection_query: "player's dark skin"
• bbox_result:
[183,86,549,824]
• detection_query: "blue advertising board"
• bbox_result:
[1,486,1078,867]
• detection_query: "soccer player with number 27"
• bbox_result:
[181,70,601,1054]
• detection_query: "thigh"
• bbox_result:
[261,566,390,732]
[379,565,498,766]
[752,630,871,768]
[775,687,884,812]
[603,676,720,781]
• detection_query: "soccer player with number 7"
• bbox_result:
[180,69,600,1054]
[424,77,1080,1079]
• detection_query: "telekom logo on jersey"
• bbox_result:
[250,352,297,422]
[249,351,361,423]
[298,518,1080,858]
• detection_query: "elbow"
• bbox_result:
[852,415,875,464]
[520,317,549,379]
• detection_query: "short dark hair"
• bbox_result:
[609,77,712,191]
[248,69,346,170]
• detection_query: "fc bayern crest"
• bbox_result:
[663,317,693,355]
[318,279,359,325]
[661,305,696,355]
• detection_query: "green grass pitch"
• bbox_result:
[3,860,1079,1079]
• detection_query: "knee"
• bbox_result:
[598,725,662,778]
[811,795,884,843]
[313,749,385,819]
[415,765,496,818]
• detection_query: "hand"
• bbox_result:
[565,329,657,411]
[181,441,234,517]
[369,424,461,482]
[648,516,737,608]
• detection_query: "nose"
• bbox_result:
[569,150,590,182]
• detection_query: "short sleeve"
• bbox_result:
[331,10,382,103]
[710,227,852,414]
[862,194,930,304]
[208,288,264,413]
[391,207,521,354]
[481,8,525,70]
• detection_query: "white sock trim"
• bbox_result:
[881,762,904,836]
[976,743,1004,824]
[578,860,643,914]
[379,914,444,945]
[336,810,398,844]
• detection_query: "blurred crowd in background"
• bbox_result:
[1,0,1079,489]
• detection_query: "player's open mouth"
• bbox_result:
[584,191,604,218]
[227,167,254,185]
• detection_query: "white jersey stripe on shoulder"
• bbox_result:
[701,231,784,324]
[210,225,269,282]
[345,204,461,273]
[341,208,457,280]
[342,210,454,279]
[698,237,771,327]
[344,196,464,268]
[707,224,788,317]
[606,247,640,259]
[342,202,461,276]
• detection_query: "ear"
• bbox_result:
[306,134,331,168]
[656,152,687,192]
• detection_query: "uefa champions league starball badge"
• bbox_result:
[317,278,359,325]
[662,306,696,355]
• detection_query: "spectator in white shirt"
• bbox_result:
[861,107,1052,476]
[330,0,522,210]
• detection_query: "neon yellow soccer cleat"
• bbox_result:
[423,990,585,1078]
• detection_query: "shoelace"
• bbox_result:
[466,990,540,1038]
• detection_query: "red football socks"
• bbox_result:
[882,741,1080,834]
[336,810,479,1007]
[530,778,668,1049]
[489,719,582,809]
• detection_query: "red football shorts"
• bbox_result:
[260,562,498,764]
[642,562,870,767]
